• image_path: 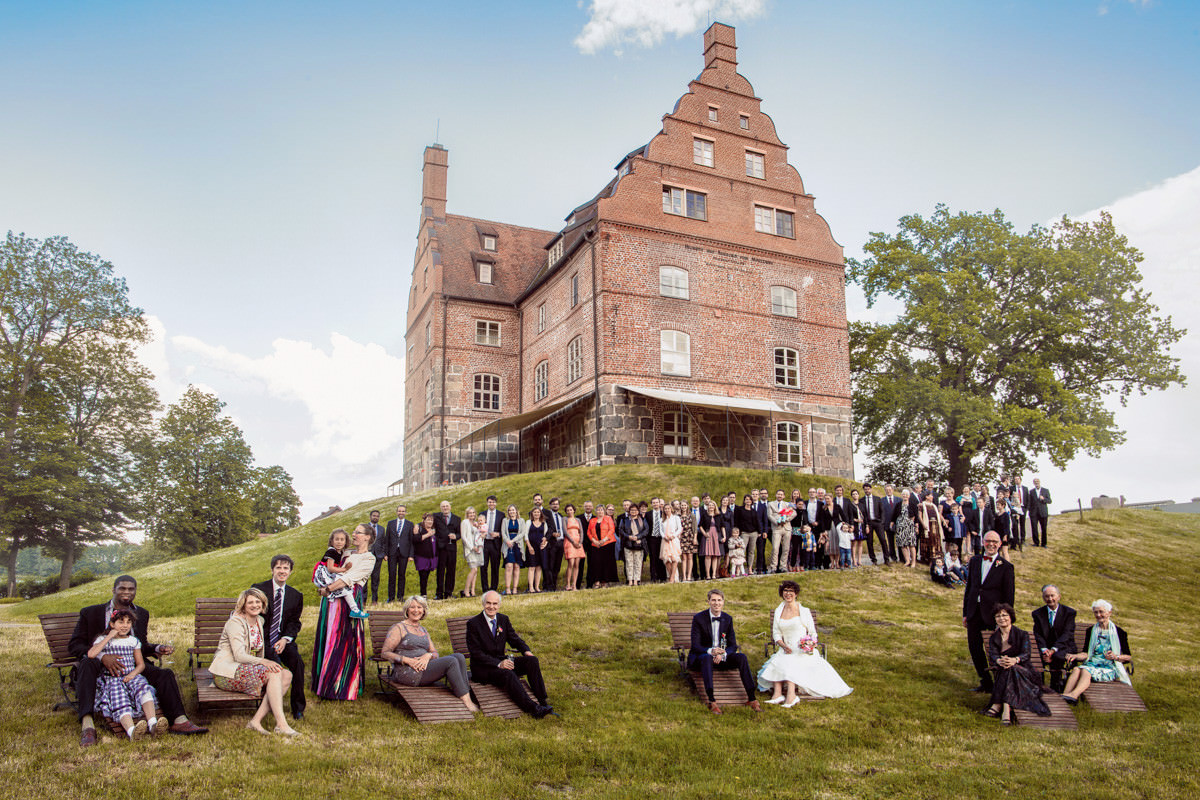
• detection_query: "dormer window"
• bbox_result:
[476,259,493,284]
[548,238,564,268]
[482,235,496,252]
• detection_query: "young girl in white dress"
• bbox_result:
[88,609,160,738]
[757,580,853,706]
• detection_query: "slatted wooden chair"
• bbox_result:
[978,630,1077,730]
[761,610,825,702]
[667,612,751,707]
[187,598,260,715]
[1069,625,1146,712]
[38,612,83,711]
[447,615,536,719]
[366,611,474,724]
[39,611,165,734]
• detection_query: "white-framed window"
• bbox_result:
[707,105,718,122]
[570,273,580,307]
[482,235,496,251]
[771,285,797,317]
[664,411,691,458]
[425,378,434,415]
[745,151,765,179]
[662,186,707,220]
[475,320,501,346]
[754,205,794,238]
[547,238,563,267]
[534,360,549,401]
[739,114,749,130]
[777,422,803,465]
[774,347,799,388]
[660,330,691,376]
[693,138,714,167]
[425,321,431,350]
[659,266,689,299]
[568,416,584,466]
[537,303,546,333]
[473,374,501,411]
[476,260,493,284]
[567,336,583,384]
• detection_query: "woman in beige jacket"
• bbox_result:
[210,587,301,736]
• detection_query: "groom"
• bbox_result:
[687,589,763,714]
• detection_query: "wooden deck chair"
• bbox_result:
[667,612,751,707]
[1069,625,1146,712]
[187,598,260,715]
[447,615,536,719]
[367,610,473,723]
[761,610,825,702]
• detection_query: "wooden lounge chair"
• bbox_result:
[1069,625,1146,712]
[187,598,260,715]
[447,615,536,719]
[667,612,750,707]
[366,610,474,724]
[39,611,164,734]
[761,610,825,702]
[986,632,1077,730]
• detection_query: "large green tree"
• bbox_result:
[142,385,255,554]
[0,232,146,595]
[249,464,302,537]
[848,206,1186,488]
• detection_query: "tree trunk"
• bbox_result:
[58,538,76,591]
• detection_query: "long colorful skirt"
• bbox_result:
[311,584,366,700]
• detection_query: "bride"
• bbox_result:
[758,580,853,706]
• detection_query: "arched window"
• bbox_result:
[777,422,803,465]
[473,374,501,411]
[660,330,691,376]
[774,347,799,387]
[534,361,549,401]
[659,266,689,299]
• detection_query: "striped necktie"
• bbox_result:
[271,586,283,646]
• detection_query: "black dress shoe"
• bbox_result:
[292,710,304,720]
[971,683,991,693]
[532,704,554,719]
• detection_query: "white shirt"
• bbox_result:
[709,614,722,655]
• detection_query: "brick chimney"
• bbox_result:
[421,144,448,222]
[703,22,737,71]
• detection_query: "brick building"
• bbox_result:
[403,23,853,491]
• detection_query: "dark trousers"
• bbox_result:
[886,527,898,561]
[369,555,386,602]
[647,536,664,582]
[789,534,804,569]
[754,534,768,574]
[687,651,756,703]
[544,539,563,590]
[473,655,548,714]
[76,658,186,722]
[1032,515,1048,547]
[418,569,432,597]
[482,539,502,593]
[435,545,457,599]
[966,614,996,691]
[864,520,889,563]
[267,641,306,716]
[1044,653,1069,692]
[389,556,409,603]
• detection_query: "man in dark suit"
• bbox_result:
[252,555,306,719]
[366,509,386,602]
[381,504,414,602]
[1031,584,1075,692]
[465,591,553,717]
[859,483,889,565]
[434,500,461,599]
[478,495,504,593]
[962,531,1015,692]
[543,496,565,592]
[68,575,208,746]
[965,495,995,557]
[881,484,902,562]
[687,589,763,714]
[1029,478,1052,547]
[1010,476,1030,549]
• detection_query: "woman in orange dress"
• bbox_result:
[586,507,618,588]
[562,503,585,592]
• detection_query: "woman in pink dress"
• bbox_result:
[660,503,682,583]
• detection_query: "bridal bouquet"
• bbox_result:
[798,636,817,654]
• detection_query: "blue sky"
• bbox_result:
[3,0,1197,518]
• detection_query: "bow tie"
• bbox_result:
[983,556,994,562]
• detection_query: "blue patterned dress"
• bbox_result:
[1080,628,1121,682]
[92,634,157,720]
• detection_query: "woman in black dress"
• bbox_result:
[982,603,1050,724]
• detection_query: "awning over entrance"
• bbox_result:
[618,385,780,415]
[448,392,594,449]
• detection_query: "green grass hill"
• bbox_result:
[2,465,1198,800]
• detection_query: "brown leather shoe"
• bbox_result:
[707,701,722,714]
[80,728,97,747]
[746,700,764,712]
[168,720,209,735]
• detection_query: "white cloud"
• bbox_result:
[171,332,406,465]
[575,0,765,54]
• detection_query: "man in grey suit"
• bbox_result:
[1029,478,1052,547]
[383,504,415,602]
[767,490,793,573]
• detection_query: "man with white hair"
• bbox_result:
[1031,584,1076,693]
[465,591,554,718]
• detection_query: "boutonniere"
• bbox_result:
[496,627,504,635]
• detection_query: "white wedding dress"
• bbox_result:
[757,605,853,698]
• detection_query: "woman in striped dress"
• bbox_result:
[311,524,376,700]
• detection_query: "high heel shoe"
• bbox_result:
[766,696,787,705]
[782,698,800,708]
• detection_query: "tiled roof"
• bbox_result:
[435,214,556,304]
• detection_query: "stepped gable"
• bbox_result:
[433,213,556,304]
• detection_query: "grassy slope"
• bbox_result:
[1,470,1198,800]
[0,464,844,619]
